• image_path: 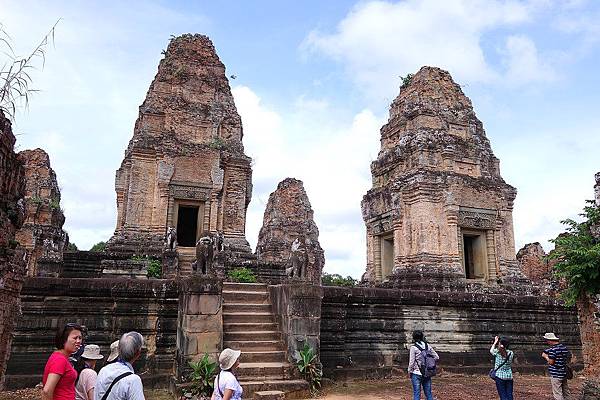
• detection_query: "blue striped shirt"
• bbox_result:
[544,343,571,379]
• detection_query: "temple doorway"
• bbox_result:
[462,231,487,279]
[174,201,204,247]
[381,235,394,279]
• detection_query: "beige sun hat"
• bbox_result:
[81,344,104,360]
[106,340,119,362]
[219,348,241,370]
[543,332,560,341]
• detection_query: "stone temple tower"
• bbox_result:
[362,66,518,285]
[108,34,252,268]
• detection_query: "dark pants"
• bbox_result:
[495,377,514,400]
[410,373,433,400]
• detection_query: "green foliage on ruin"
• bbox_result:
[49,197,60,210]
[208,136,227,150]
[294,342,322,395]
[30,195,43,205]
[227,267,257,283]
[187,353,218,397]
[548,200,600,306]
[321,272,357,287]
[131,255,162,278]
[66,242,78,251]
[89,241,106,252]
[400,73,414,89]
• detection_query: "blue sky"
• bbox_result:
[2,0,599,278]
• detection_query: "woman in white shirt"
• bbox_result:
[74,344,104,400]
[408,330,439,400]
[212,348,243,400]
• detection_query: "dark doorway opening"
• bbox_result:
[463,235,476,278]
[177,206,199,247]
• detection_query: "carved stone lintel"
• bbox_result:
[169,184,210,201]
[458,207,496,230]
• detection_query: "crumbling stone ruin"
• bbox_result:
[256,178,325,284]
[362,66,520,286]
[14,149,68,277]
[0,110,26,390]
[108,34,253,274]
[516,242,552,286]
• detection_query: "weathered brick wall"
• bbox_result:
[4,277,179,389]
[321,286,582,379]
[0,110,26,390]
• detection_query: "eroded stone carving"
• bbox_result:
[256,178,324,284]
[165,227,177,250]
[14,149,68,277]
[361,66,519,286]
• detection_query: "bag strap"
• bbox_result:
[101,371,133,400]
[217,371,224,398]
[494,351,511,372]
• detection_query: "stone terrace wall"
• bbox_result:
[321,286,582,379]
[4,277,178,389]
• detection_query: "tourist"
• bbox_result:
[105,340,119,365]
[211,348,243,400]
[95,332,145,400]
[542,332,571,400]
[75,344,104,400]
[490,336,514,400]
[42,322,84,400]
[408,330,439,400]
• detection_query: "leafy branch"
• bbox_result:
[0,19,60,120]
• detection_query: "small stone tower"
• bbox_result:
[362,66,518,285]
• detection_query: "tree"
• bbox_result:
[548,200,600,305]
[0,20,59,120]
[89,241,106,252]
[66,242,78,251]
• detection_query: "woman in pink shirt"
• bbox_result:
[42,323,83,400]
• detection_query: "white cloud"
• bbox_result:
[501,34,556,84]
[302,0,557,98]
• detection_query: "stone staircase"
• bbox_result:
[177,247,196,275]
[222,282,308,398]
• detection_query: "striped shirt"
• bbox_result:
[544,343,571,379]
[491,349,514,380]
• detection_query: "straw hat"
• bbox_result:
[107,340,119,362]
[543,332,560,341]
[219,348,241,370]
[81,344,104,360]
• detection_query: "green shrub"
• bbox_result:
[321,272,357,287]
[66,242,78,251]
[294,342,322,394]
[400,73,414,89]
[187,353,218,397]
[208,136,227,150]
[227,267,257,283]
[49,197,60,210]
[548,200,600,305]
[89,241,106,252]
[147,258,162,278]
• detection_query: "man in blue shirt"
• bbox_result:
[541,332,571,400]
[95,331,145,400]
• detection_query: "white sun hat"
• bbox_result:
[106,340,119,362]
[81,344,104,360]
[219,348,241,370]
[543,332,560,341]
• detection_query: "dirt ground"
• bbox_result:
[0,374,585,400]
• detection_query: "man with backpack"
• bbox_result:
[408,330,439,400]
[95,332,145,400]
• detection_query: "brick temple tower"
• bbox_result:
[362,67,519,285]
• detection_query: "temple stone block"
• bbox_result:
[361,67,520,286]
[176,276,222,379]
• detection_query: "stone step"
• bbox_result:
[240,350,287,363]
[253,390,285,400]
[223,282,268,292]
[223,312,274,324]
[223,340,283,351]
[237,362,289,378]
[223,290,269,303]
[224,330,281,342]
[223,303,273,313]
[239,378,308,399]
[225,322,278,332]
